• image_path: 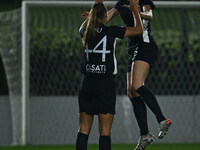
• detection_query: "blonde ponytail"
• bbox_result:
[83,3,107,45]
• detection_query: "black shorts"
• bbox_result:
[78,75,116,115]
[127,41,159,72]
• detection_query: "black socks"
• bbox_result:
[136,86,166,123]
[131,97,149,136]
[76,133,111,150]
[76,132,89,150]
[99,136,111,150]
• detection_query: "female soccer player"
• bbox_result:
[104,0,172,149]
[76,0,143,150]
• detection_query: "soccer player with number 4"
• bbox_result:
[81,0,172,150]
[76,0,143,150]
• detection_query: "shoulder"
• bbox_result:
[98,25,126,39]
[105,25,126,39]
[106,25,125,33]
[106,25,118,30]
[100,25,116,32]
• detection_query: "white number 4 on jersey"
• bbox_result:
[85,36,111,62]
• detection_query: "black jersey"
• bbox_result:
[115,0,155,48]
[79,24,126,78]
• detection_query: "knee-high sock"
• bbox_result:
[99,136,111,150]
[76,132,89,150]
[131,97,149,136]
[137,86,165,123]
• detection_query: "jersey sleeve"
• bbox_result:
[109,26,126,39]
[141,0,156,10]
[114,1,122,11]
[79,25,86,38]
[115,0,128,11]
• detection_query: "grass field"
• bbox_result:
[1,144,200,150]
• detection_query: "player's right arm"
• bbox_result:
[124,0,143,37]
[106,8,119,23]
[81,0,119,23]
[81,8,118,23]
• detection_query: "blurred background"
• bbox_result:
[0,0,200,150]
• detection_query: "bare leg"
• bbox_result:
[98,113,114,136]
[79,112,94,135]
[131,61,150,92]
[127,60,149,99]
[127,71,140,99]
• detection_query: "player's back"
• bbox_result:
[79,24,126,78]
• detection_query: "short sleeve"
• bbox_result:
[141,0,156,10]
[109,26,126,39]
[115,0,129,11]
[115,1,122,11]
[79,25,86,38]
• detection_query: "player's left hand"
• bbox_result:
[81,12,89,19]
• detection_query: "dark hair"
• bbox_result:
[83,3,107,45]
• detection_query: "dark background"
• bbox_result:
[0,0,200,95]
[1,0,200,10]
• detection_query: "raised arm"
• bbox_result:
[106,8,119,23]
[140,5,153,21]
[81,8,118,23]
[95,0,119,22]
[124,0,143,37]
[79,17,88,34]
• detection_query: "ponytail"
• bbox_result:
[83,3,107,45]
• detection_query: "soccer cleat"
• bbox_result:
[158,118,172,139]
[134,133,155,150]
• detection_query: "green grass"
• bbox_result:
[1,144,200,150]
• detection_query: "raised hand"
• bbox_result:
[81,12,89,19]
